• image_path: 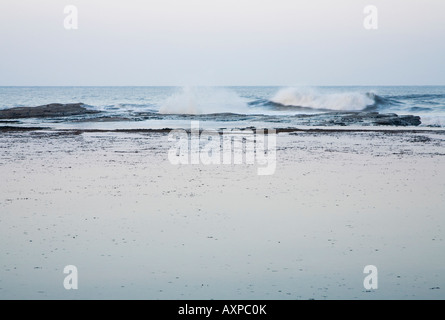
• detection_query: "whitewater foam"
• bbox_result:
[159,87,250,115]
[270,87,375,111]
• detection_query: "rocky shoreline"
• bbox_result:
[0,103,99,119]
[0,102,423,127]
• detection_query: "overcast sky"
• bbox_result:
[0,0,444,86]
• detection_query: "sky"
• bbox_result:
[0,0,444,86]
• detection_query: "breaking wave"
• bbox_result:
[269,87,376,111]
[159,87,250,115]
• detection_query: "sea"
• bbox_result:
[1,86,445,129]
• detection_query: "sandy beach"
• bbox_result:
[1,128,444,299]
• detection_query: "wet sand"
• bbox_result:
[1,129,445,299]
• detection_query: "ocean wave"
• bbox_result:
[268,87,377,111]
[157,86,406,116]
[159,87,250,115]
[388,93,445,100]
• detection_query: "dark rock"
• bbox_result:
[373,114,421,126]
[0,103,100,119]
[399,115,421,126]
[0,126,50,132]
[299,112,421,127]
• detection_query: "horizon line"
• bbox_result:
[1,84,445,87]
